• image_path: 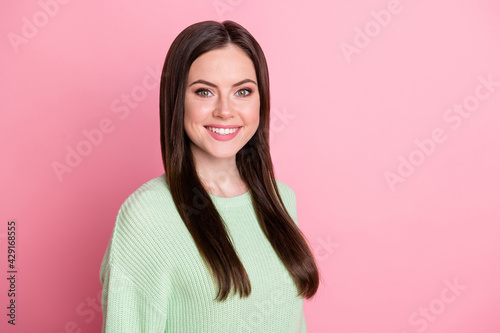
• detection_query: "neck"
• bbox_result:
[190,143,248,198]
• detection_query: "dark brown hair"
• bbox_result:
[160,20,319,301]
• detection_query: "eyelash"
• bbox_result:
[195,88,253,97]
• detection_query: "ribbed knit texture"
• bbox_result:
[100,174,307,332]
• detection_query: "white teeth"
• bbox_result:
[207,127,240,135]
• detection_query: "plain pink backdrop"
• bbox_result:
[1,0,500,332]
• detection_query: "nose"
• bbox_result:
[213,95,234,119]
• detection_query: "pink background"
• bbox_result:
[2,0,500,332]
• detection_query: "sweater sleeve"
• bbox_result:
[100,182,171,332]
[300,310,307,332]
[100,262,167,332]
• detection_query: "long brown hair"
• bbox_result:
[160,20,319,301]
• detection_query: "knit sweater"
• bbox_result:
[99,174,307,332]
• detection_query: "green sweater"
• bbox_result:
[100,174,307,332]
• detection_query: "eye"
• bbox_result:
[236,88,252,97]
[195,88,213,97]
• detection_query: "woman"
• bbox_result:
[100,20,320,332]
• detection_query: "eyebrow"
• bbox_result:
[188,78,257,88]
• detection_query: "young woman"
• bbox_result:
[100,20,320,332]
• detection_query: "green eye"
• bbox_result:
[196,89,212,97]
[237,89,251,96]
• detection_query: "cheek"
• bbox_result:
[248,112,259,128]
[184,99,212,125]
[246,100,260,128]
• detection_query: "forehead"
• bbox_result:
[187,44,257,82]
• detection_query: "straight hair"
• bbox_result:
[160,20,319,301]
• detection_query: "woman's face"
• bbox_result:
[184,44,260,162]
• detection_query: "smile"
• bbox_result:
[205,126,241,135]
[204,126,242,141]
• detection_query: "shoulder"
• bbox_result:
[105,174,180,261]
[115,174,176,224]
[120,174,171,211]
[275,179,298,225]
[275,179,296,198]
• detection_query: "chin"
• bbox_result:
[207,149,239,159]
[189,140,244,161]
